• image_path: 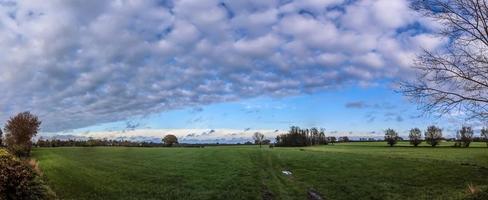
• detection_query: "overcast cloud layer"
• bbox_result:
[0,0,442,132]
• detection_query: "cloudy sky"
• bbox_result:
[0,0,466,143]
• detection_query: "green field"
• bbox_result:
[32,142,488,200]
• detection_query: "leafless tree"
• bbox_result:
[400,0,488,120]
[409,128,423,147]
[252,132,265,148]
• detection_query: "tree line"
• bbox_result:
[385,126,488,147]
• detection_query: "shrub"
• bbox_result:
[4,112,41,157]
[384,129,399,147]
[409,128,422,147]
[457,126,474,147]
[0,149,55,200]
[425,126,442,147]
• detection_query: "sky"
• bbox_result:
[0,0,474,143]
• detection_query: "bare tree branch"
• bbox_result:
[400,0,488,120]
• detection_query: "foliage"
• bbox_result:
[457,126,474,147]
[409,128,422,147]
[4,112,41,157]
[162,135,178,147]
[275,126,328,147]
[252,132,265,148]
[0,149,55,200]
[384,128,399,147]
[425,125,443,147]
[0,129,2,147]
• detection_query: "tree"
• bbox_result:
[400,0,488,121]
[384,129,399,147]
[4,112,41,157]
[252,132,265,148]
[409,128,423,147]
[0,128,3,147]
[162,135,178,147]
[457,126,474,147]
[425,125,442,147]
[481,127,488,147]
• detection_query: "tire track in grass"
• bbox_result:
[250,148,310,200]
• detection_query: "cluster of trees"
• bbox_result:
[385,126,488,147]
[275,126,344,147]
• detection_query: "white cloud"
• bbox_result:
[0,0,437,131]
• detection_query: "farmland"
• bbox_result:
[32,142,488,200]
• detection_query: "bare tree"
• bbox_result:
[409,128,423,147]
[252,132,265,148]
[400,0,488,120]
[457,126,474,147]
[0,128,3,147]
[425,125,443,147]
[384,129,399,147]
[481,127,488,147]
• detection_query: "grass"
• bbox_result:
[32,142,488,200]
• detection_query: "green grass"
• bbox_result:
[32,142,488,200]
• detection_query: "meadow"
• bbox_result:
[32,142,488,200]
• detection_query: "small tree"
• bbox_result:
[409,128,422,147]
[384,129,399,147]
[457,126,474,147]
[481,127,488,148]
[252,132,265,148]
[162,135,178,147]
[425,126,442,147]
[4,112,41,157]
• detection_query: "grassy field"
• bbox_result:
[32,142,488,200]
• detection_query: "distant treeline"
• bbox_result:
[36,139,164,147]
[35,138,258,148]
[275,126,350,147]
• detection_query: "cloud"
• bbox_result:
[345,101,369,109]
[0,0,438,131]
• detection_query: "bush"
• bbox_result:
[384,129,399,147]
[409,128,422,147]
[425,125,442,147]
[0,149,55,200]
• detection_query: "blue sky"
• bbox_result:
[0,0,472,143]
[59,84,463,142]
